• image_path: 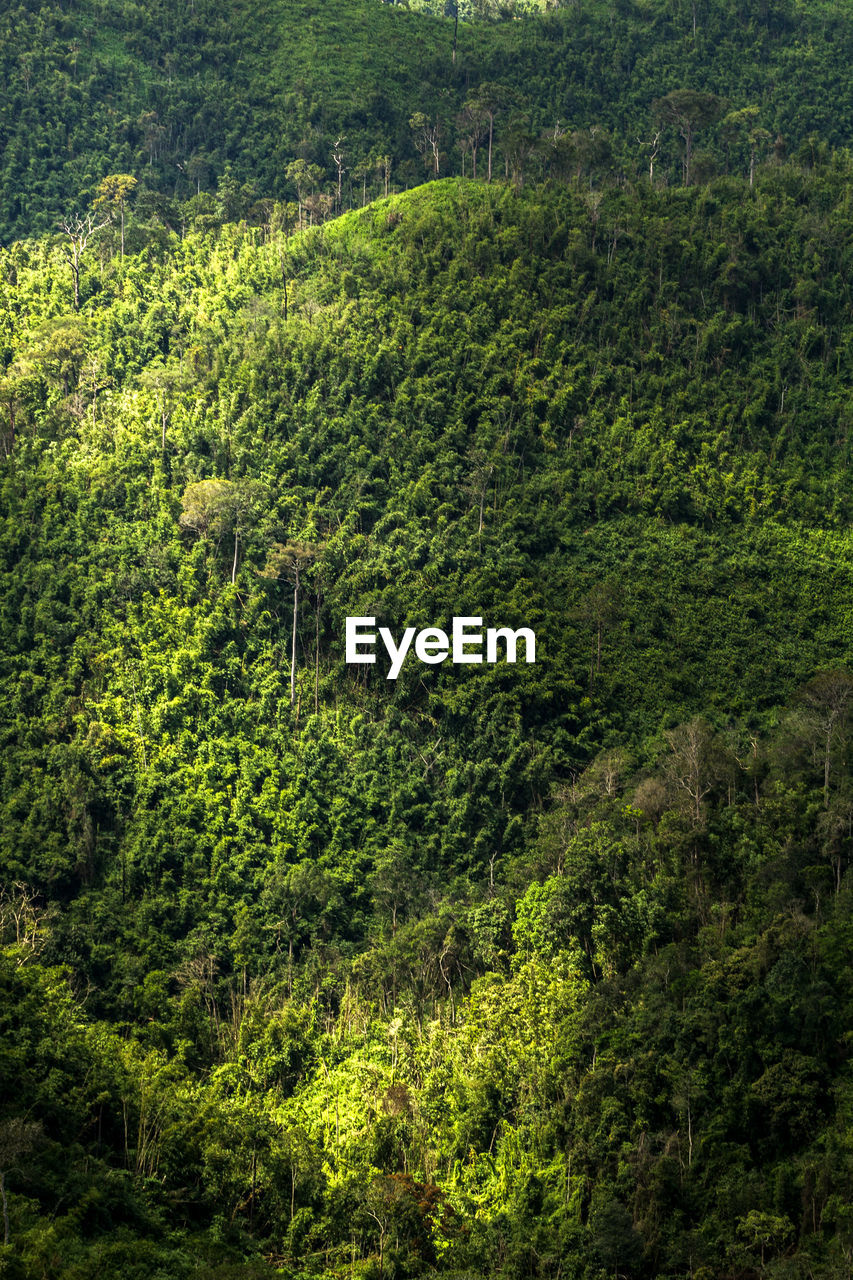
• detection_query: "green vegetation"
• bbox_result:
[5,0,853,241]
[2,163,853,1274]
[4,0,853,1276]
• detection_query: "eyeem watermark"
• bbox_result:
[346,616,536,679]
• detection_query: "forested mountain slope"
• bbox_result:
[3,0,853,239]
[2,165,853,1275]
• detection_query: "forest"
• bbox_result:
[4,0,853,239]
[3,1,853,1279]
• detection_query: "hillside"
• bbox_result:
[1,161,853,1276]
[5,0,853,1275]
[4,0,853,239]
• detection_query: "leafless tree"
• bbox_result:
[409,113,442,177]
[664,717,727,827]
[58,211,109,310]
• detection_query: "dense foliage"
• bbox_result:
[5,0,853,240]
[1,158,853,1277]
[4,0,853,1274]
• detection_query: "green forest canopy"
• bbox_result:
[3,0,853,1276]
[2,166,853,1274]
[3,0,853,239]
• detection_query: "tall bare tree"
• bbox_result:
[457,99,486,180]
[331,137,347,214]
[58,210,109,310]
[409,113,442,177]
[469,83,507,184]
[664,717,727,828]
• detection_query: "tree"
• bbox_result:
[797,669,853,807]
[180,478,266,582]
[0,881,52,964]
[375,152,392,198]
[363,1174,444,1277]
[457,99,487,181]
[504,116,538,191]
[93,173,138,260]
[554,126,613,186]
[58,210,109,310]
[81,350,112,426]
[261,541,318,705]
[652,89,724,186]
[0,362,34,458]
[31,317,90,399]
[409,113,442,177]
[469,83,506,183]
[137,110,166,165]
[369,842,418,943]
[548,126,576,183]
[734,1210,794,1273]
[664,717,727,828]
[722,106,772,185]
[0,1118,40,1246]
[576,580,621,692]
[304,190,333,225]
[352,158,371,208]
[185,151,212,195]
[447,0,459,63]
[637,129,662,183]
[286,160,326,229]
[591,1199,643,1277]
[140,362,189,452]
[331,137,347,214]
